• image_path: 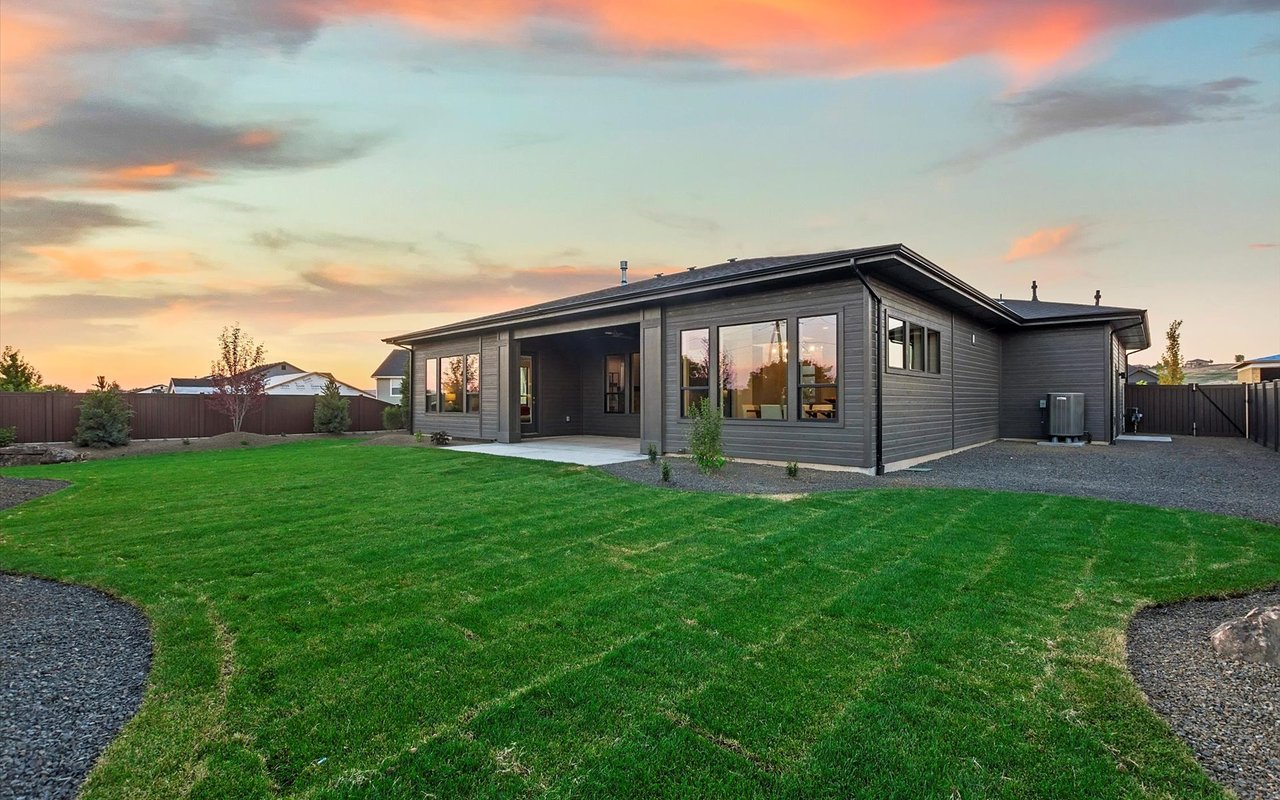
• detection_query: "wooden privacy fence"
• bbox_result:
[1245,380,1280,452]
[0,392,394,444]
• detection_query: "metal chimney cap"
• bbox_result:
[1094,289,1101,306]
[1031,280,1039,301]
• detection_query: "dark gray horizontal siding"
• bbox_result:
[481,334,500,436]
[663,277,866,466]
[952,316,1001,448]
[1000,325,1108,439]
[875,280,956,463]
[412,335,485,439]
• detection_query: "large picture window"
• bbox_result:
[719,320,787,419]
[799,315,837,420]
[424,357,439,412]
[441,356,464,412]
[464,353,480,413]
[886,311,942,375]
[680,329,709,417]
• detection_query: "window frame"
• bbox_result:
[797,314,838,423]
[885,309,943,377]
[464,353,480,414]
[679,328,710,418]
[604,353,626,414]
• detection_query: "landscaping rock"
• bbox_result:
[0,445,86,467]
[1210,606,1280,667]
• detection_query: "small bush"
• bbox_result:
[73,376,132,448]
[429,430,451,445]
[382,404,406,430]
[182,437,191,446]
[785,461,799,478]
[687,397,725,474]
[660,460,672,483]
[313,378,351,434]
[240,439,249,446]
[414,431,424,443]
[647,443,658,464]
[0,426,16,447]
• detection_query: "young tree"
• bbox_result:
[313,377,351,434]
[206,324,267,432]
[0,346,42,391]
[1234,353,1245,363]
[1155,320,1186,385]
[73,376,133,448]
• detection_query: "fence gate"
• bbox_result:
[1127,383,1246,437]
[1126,381,1244,437]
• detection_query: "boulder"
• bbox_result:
[1210,606,1280,667]
[0,444,87,467]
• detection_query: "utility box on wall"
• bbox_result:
[1046,392,1086,441]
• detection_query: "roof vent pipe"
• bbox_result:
[1094,289,1101,306]
[1031,280,1039,301]
[619,260,628,285]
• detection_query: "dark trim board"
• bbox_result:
[393,244,1150,471]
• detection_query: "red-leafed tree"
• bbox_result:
[206,323,267,432]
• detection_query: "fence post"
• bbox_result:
[45,391,54,442]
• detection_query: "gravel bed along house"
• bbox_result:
[0,575,152,800]
[0,478,69,512]
[1127,589,1280,800]
[600,437,1280,524]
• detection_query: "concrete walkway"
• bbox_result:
[450,436,647,466]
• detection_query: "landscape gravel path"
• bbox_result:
[1127,589,1280,800]
[601,436,1280,524]
[0,574,152,800]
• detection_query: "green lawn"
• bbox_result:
[2,440,1276,799]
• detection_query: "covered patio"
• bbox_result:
[450,436,647,466]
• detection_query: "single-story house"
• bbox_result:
[169,361,370,397]
[385,244,1150,473]
[1126,365,1160,384]
[1235,354,1280,383]
[371,350,408,402]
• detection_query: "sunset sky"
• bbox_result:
[1,1,1277,391]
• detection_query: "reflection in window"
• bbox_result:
[441,355,463,412]
[464,354,480,413]
[799,315,837,421]
[927,329,941,374]
[908,323,925,371]
[424,358,439,412]
[886,316,905,369]
[680,329,709,417]
[719,320,787,420]
[605,354,625,413]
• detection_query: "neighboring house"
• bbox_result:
[1182,362,1239,385]
[129,384,169,393]
[371,349,408,402]
[385,244,1150,473]
[1182,358,1214,368]
[167,361,370,396]
[263,371,371,397]
[1235,354,1280,383]
[1126,366,1160,384]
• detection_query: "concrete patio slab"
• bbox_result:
[449,436,647,466]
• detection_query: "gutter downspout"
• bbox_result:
[394,343,414,435]
[852,263,885,476]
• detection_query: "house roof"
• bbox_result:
[371,349,408,378]
[170,377,215,388]
[1234,354,1280,369]
[386,244,1150,350]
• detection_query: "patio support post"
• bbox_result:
[496,330,521,443]
[640,307,664,455]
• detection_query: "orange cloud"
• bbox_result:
[87,162,215,191]
[8,246,195,283]
[1248,243,1278,249]
[1004,224,1081,262]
